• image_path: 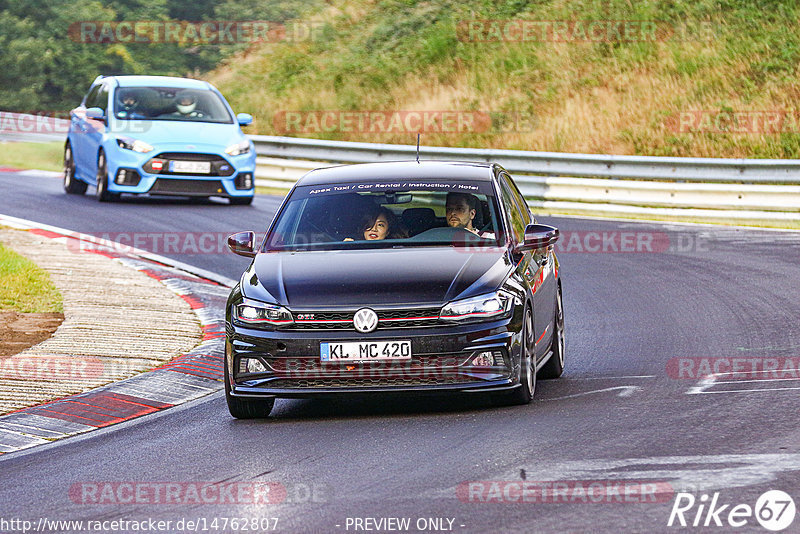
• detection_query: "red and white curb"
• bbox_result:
[0,215,234,454]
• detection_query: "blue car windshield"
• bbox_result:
[265,181,504,251]
[113,87,233,123]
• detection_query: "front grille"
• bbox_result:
[266,355,465,373]
[150,179,225,195]
[143,152,235,176]
[290,307,441,331]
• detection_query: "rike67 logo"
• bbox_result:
[668,490,796,531]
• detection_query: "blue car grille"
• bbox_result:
[143,152,235,176]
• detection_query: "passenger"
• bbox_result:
[345,207,408,241]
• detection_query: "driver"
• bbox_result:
[172,93,202,118]
[445,192,495,239]
[445,192,478,232]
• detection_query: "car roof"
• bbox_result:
[296,161,497,186]
[104,76,212,90]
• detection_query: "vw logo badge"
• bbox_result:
[353,308,378,333]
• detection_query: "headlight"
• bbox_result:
[440,290,514,323]
[232,300,293,328]
[225,140,250,156]
[116,137,153,153]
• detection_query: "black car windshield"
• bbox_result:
[265,181,504,251]
[113,86,233,123]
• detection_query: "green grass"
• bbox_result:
[205,0,800,159]
[0,141,63,172]
[0,240,63,313]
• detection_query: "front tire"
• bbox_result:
[538,283,565,379]
[224,358,275,419]
[502,305,536,405]
[95,151,119,202]
[63,143,87,195]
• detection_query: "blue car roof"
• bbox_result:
[108,76,212,89]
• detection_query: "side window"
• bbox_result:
[502,172,532,226]
[84,85,100,108]
[499,179,525,244]
[95,85,109,112]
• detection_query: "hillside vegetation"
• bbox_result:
[206,0,800,158]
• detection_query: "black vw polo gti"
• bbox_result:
[225,161,565,418]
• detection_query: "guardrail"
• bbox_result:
[0,112,69,143]
[251,136,800,221]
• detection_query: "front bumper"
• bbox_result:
[105,144,255,198]
[226,312,523,399]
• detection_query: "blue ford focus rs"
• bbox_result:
[64,75,256,204]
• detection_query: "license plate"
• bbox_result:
[321,340,412,363]
[169,160,211,174]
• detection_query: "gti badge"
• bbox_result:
[353,308,378,333]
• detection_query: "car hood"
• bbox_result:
[240,247,513,308]
[110,120,244,148]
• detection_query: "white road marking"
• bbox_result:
[505,453,800,494]
[562,375,656,380]
[542,385,643,401]
[687,370,800,395]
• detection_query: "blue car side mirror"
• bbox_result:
[85,107,105,120]
[236,113,253,126]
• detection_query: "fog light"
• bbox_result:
[235,172,253,190]
[471,351,496,367]
[238,357,267,374]
[114,168,141,186]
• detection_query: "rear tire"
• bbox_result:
[229,196,254,206]
[63,143,87,195]
[224,358,274,419]
[501,306,535,405]
[538,283,565,379]
[95,151,119,202]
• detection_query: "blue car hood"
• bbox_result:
[110,120,244,148]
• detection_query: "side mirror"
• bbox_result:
[85,107,105,120]
[518,224,559,252]
[236,113,253,126]
[227,231,257,257]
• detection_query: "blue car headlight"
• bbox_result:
[232,299,293,329]
[440,290,514,323]
[225,140,250,156]
[116,136,153,153]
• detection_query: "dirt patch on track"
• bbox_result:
[0,310,63,357]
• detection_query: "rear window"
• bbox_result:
[264,181,504,251]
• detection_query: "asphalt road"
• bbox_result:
[1,170,800,533]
